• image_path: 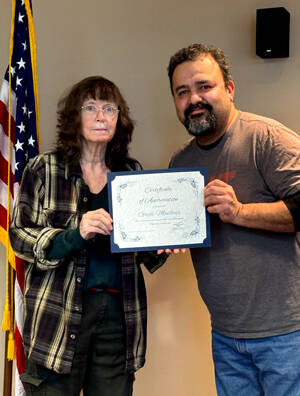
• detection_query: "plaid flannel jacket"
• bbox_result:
[10,152,167,374]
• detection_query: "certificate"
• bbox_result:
[107,168,211,252]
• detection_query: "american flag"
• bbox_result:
[0,0,40,394]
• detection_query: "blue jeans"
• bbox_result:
[212,329,300,396]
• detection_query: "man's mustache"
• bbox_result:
[184,103,212,118]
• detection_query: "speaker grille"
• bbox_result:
[256,7,290,59]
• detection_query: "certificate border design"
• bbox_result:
[108,168,211,252]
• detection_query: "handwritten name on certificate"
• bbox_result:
[108,168,211,252]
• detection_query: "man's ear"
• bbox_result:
[226,80,235,102]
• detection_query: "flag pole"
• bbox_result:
[3,332,12,396]
[3,265,15,396]
[2,0,16,393]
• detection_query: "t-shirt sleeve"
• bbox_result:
[257,124,300,199]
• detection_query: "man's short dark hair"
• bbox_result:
[167,43,232,94]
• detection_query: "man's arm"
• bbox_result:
[205,179,295,233]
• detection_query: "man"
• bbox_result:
[168,43,300,395]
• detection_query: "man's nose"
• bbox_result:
[190,91,203,104]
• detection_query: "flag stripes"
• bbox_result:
[1,1,40,395]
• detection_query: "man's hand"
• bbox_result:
[157,248,187,255]
[80,208,113,240]
[204,179,242,224]
[204,179,294,232]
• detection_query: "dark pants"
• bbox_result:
[22,290,134,396]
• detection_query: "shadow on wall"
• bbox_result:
[135,253,216,396]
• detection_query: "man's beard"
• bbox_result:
[183,103,217,137]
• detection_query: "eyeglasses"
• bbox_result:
[81,104,119,119]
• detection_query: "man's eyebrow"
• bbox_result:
[174,84,189,93]
[195,79,210,85]
[174,80,211,93]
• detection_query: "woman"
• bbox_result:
[9,76,169,396]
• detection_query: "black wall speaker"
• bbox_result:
[256,7,290,59]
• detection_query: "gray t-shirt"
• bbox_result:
[170,111,300,338]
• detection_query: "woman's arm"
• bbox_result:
[9,158,68,269]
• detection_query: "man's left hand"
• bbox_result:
[204,179,242,224]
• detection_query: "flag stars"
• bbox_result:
[28,136,36,146]
[16,76,23,88]
[15,140,24,151]
[17,58,26,69]
[18,13,25,23]
[17,122,25,133]
[3,0,40,191]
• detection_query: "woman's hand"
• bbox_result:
[79,208,113,240]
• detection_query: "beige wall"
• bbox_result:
[1,0,299,395]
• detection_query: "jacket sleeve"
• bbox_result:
[9,157,64,270]
[136,250,169,274]
[284,191,300,231]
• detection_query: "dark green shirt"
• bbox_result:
[47,184,122,290]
